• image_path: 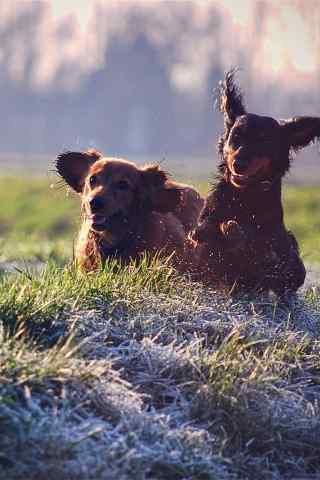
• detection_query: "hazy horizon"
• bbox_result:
[0,0,319,179]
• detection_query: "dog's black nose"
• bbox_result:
[90,196,105,212]
[234,156,249,174]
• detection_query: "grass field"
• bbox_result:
[0,176,319,264]
[0,175,320,479]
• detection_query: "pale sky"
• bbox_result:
[50,0,94,29]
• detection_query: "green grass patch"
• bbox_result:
[0,176,78,262]
[0,176,318,263]
[284,186,320,264]
[0,255,178,344]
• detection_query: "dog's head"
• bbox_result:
[218,70,320,189]
[56,149,181,236]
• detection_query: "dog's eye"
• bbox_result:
[115,180,130,191]
[89,175,98,188]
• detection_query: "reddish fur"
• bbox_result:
[56,150,203,271]
[193,71,320,296]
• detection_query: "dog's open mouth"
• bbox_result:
[230,173,250,188]
[229,157,272,189]
[229,169,268,189]
[89,212,123,231]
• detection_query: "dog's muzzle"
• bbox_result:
[89,211,124,232]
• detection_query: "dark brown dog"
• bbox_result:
[193,70,320,296]
[57,149,203,271]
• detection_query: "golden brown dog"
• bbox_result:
[56,149,203,271]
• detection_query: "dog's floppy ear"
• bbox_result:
[141,165,181,212]
[280,116,320,151]
[56,149,102,192]
[218,69,246,131]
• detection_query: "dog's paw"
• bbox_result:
[221,220,246,250]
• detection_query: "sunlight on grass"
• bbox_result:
[0,176,318,263]
[0,175,319,479]
[0,256,319,479]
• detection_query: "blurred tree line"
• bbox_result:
[0,1,319,160]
